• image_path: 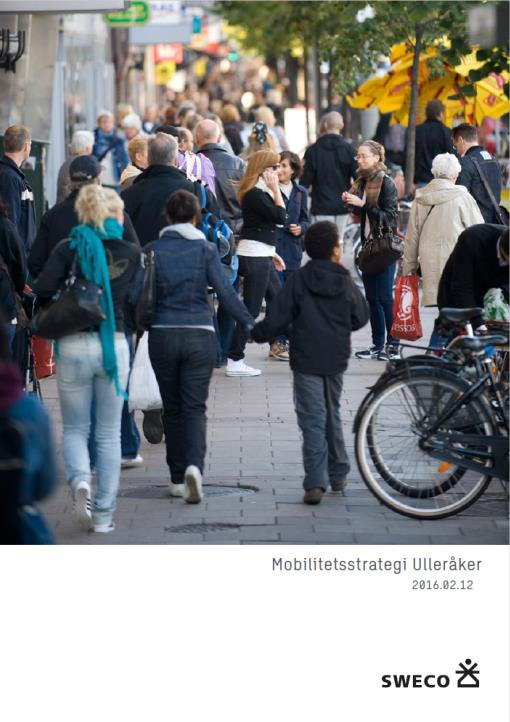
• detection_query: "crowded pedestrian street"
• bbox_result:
[0,1,509,547]
[39,306,508,545]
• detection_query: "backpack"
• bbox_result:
[0,417,24,543]
[0,415,54,545]
[194,181,238,284]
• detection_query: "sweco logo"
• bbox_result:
[381,659,480,689]
[396,280,414,322]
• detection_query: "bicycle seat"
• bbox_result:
[457,335,508,351]
[439,307,483,323]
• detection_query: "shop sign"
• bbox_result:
[153,43,183,64]
[155,60,176,85]
[104,1,150,26]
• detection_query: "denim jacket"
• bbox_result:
[133,224,253,329]
[276,182,310,271]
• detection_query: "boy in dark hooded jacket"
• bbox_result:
[251,221,369,504]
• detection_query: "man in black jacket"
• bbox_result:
[301,112,357,240]
[437,224,509,328]
[195,119,245,238]
[121,133,197,247]
[28,155,140,280]
[251,221,369,505]
[452,123,503,223]
[411,99,454,186]
[0,125,36,253]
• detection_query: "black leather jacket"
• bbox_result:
[457,145,502,223]
[354,174,399,244]
[198,144,246,237]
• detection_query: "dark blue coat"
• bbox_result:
[0,156,37,253]
[276,182,310,271]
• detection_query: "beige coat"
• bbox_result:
[402,179,484,306]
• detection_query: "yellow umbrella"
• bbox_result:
[348,43,509,126]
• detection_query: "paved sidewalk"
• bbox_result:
[40,307,509,545]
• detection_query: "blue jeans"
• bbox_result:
[89,334,140,461]
[274,270,293,342]
[293,371,350,491]
[362,263,398,349]
[5,323,15,355]
[56,333,130,525]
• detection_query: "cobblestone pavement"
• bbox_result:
[40,306,509,545]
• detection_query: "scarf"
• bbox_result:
[256,176,275,201]
[351,163,387,207]
[68,217,126,398]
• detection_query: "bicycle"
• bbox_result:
[354,310,508,519]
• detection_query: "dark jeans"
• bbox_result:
[214,277,240,364]
[89,333,140,462]
[229,255,281,361]
[362,263,398,349]
[148,328,216,483]
[293,371,350,491]
[5,323,15,356]
[274,269,293,342]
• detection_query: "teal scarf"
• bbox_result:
[69,218,126,398]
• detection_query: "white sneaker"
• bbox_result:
[72,480,93,531]
[94,520,115,534]
[225,359,261,377]
[121,454,144,469]
[169,482,185,497]
[183,465,203,504]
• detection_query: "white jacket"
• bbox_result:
[402,179,484,306]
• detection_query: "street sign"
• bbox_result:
[104,1,150,26]
[155,61,176,85]
[154,43,183,64]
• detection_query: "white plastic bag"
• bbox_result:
[128,333,162,412]
[483,288,510,322]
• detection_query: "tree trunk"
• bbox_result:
[404,23,424,196]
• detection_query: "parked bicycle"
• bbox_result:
[354,307,509,519]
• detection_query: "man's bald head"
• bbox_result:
[195,119,221,148]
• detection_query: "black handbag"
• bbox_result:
[135,249,156,331]
[30,254,105,340]
[356,219,404,276]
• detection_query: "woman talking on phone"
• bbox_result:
[226,150,287,377]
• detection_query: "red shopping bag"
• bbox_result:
[390,273,423,341]
[31,336,56,379]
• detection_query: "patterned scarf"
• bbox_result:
[350,163,387,207]
[68,217,126,398]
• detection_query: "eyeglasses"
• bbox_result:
[355,154,374,160]
[268,164,281,170]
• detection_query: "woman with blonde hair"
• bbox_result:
[342,140,400,361]
[226,150,287,377]
[34,184,140,533]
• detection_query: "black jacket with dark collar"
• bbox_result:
[121,165,196,247]
[198,143,245,235]
[457,146,502,223]
[0,156,37,253]
[28,188,140,280]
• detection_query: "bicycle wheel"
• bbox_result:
[355,373,495,519]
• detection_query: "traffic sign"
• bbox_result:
[104,1,150,26]
[155,61,176,85]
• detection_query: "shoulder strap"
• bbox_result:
[419,204,435,234]
[471,158,505,224]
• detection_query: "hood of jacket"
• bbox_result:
[120,163,142,185]
[415,178,470,207]
[315,133,348,152]
[301,259,350,297]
